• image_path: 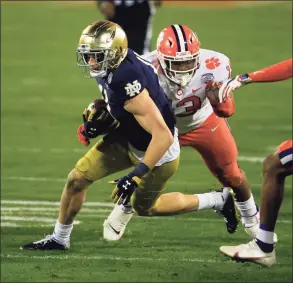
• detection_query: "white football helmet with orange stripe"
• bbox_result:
[156,24,200,87]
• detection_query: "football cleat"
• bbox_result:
[220,239,276,267]
[21,235,69,251]
[103,204,134,241]
[214,188,239,234]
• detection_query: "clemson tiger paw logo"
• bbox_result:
[205,57,221,70]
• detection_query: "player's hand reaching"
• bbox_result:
[110,176,142,205]
[217,74,252,102]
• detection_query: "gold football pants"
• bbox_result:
[75,132,179,215]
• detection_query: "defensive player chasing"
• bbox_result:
[21,21,237,250]
[140,25,259,236]
[219,59,292,267]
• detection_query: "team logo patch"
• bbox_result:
[201,73,215,84]
[125,80,142,97]
[107,72,113,84]
[205,57,221,70]
[177,89,183,96]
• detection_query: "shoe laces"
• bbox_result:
[34,235,52,245]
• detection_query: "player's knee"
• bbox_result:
[132,199,154,217]
[262,154,282,176]
[66,169,89,193]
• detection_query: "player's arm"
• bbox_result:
[110,88,174,205]
[124,88,174,170]
[247,58,292,82]
[206,57,235,117]
[218,59,293,97]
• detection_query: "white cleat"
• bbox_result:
[220,239,276,267]
[103,204,134,241]
[243,212,278,243]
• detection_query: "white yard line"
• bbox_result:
[1,216,80,225]
[1,222,57,228]
[1,207,110,213]
[1,199,114,207]
[0,253,224,264]
[1,200,291,224]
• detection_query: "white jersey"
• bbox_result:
[143,49,231,134]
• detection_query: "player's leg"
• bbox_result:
[103,155,180,241]
[22,133,133,250]
[130,156,237,236]
[219,140,292,267]
[180,113,257,234]
[255,141,293,250]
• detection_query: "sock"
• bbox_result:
[256,224,274,253]
[196,191,223,211]
[52,220,73,245]
[235,194,258,226]
[120,203,133,214]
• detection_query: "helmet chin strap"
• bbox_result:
[90,70,107,79]
[178,73,192,87]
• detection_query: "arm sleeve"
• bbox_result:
[110,65,147,105]
[248,58,292,82]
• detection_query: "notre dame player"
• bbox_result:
[21,21,236,250]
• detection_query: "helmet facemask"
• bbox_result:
[76,45,117,79]
[158,51,200,87]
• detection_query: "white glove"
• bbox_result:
[218,74,252,102]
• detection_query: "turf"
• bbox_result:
[1,1,292,282]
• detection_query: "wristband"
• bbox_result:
[128,162,150,178]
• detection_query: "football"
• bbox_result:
[84,99,118,138]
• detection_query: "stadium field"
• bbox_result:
[1,1,292,282]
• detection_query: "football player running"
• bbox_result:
[219,58,292,267]
[141,25,259,237]
[21,21,236,250]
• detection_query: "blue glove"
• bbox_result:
[110,176,141,205]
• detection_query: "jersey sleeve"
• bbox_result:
[109,63,146,103]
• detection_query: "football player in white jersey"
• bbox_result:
[142,24,259,237]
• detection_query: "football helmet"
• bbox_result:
[76,20,128,78]
[157,24,200,87]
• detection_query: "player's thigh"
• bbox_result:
[185,114,238,172]
[131,156,180,215]
[75,133,133,182]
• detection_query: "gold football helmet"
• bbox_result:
[76,20,128,78]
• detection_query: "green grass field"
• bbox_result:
[1,1,292,282]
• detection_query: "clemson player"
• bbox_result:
[219,59,292,267]
[142,24,259,236]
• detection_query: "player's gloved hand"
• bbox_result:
[110,176,142,206]
[77,124,90,146]
[217,74,252,102]
[83,100,119,139]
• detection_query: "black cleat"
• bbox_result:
[20,235,69,251]
[214,188,239,234]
